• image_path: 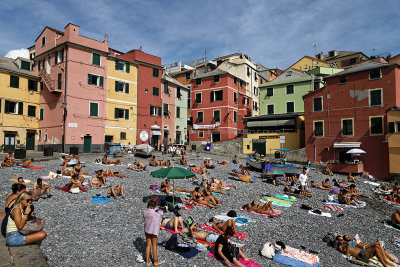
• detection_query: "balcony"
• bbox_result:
[39,70,62,94]
[327,162,364,174]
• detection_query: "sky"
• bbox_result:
[1,0,400,70]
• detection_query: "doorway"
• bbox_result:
[4,134,15,152]
[26,132,35,150]
[151,135,159,150]
[83,135,92,153]
[176,132,181,144]
[211,131,220,142]
[252,141,266,156]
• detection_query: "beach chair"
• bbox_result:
[236,175,255,183]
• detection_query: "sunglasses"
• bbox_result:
[25,199,32,203]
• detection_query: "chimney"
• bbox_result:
[104,34,108,42]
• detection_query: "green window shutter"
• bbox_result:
[33,81,38,91]
[5,100,10,113]
[115,108,119,119]
[126,63,130,73]
[90,103,98,116]
[115,81,119,91]
[99,76,104,87]
[58,73,62,89]
[18,102,23,115]
[150,106,154,115]
[40,109,43,120]
[55,52,58,64]
[92,53,100,66]
[124,109,129,120]
[177,107,180,118]
[125,83,129,93]
[88,74,92,85]
[158,107,162,116]
[115,60,119,70]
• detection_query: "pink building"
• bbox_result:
[161,75,176,145]
[31,24,108,153]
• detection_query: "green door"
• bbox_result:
[26,132,35,150]
[83,136,92,153]
[252,142,266,156]
[4,134,15,153]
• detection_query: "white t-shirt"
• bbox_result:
[299,173,308,186]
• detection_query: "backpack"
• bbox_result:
[261,242,275,258]
[1,204,14,237]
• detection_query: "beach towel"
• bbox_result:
[208,250,262,267]
[240,208,281,218]
[149,185,160,190]
[161,226,181,234]
[13,166,45,170]
[322,205,343,211]
[197,239,215,247]
[27,166,45,169]
[383,220,400,231]
[10,179,34,184]
[92,195,111,204]
[260,198,292,208]
[308,210,332,217]
[200,224,248,240]
[182,205,194,211]
[280,246,320,265]
[213,215,254,227]
[237,176,256,183]
[263,197,293,205]
[275,194,297,202]
[12,167,28,170]
[273,253,320,267]
[55,186,88,193]
[369,255,399,267]
[373,188,391,195]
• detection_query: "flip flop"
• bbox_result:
[153,260,165,266]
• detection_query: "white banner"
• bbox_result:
[193,123,220,130]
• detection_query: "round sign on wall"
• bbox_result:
[140,131,149,141]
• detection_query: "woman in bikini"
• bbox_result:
[188,187,218,208]
[242,200,279,217]
[107,184,125,199]
[202,183,223,203]
[209,217,236,234]
[74,162,88,175]
[62,161,74,176]
[161,216,184,233]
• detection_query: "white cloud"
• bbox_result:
[5,48,29,59]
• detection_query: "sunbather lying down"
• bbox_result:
[337,234,400,267]
[209,217,236,234]
[102,154,121,165]
[338,189,362,206]
[211,177,237,190]
[160,179,191,195]
[161,215,184,233]
[127,162,146,171]
[242,200,280,217]
[188,187,219,209]
[233,165,250,176]
[216,161,228,166]
[311,181,331,190]
[102,170,127,178]
[107,184,125,199]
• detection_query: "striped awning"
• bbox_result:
[333,142,361,148]
[247,119,295,128]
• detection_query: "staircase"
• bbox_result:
[39,70,61,94]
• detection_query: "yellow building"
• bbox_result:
[0,57,40,151]
[106,56,138,146]
[316,50,369,68]
[242,114,304,155]
[387,107,400,175]
[285,56,329,72]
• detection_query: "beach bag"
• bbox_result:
[261,242,275,258]
[227,210,237,218]
[19,218,45,235]
[1,205,14,237]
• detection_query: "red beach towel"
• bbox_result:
[200,224,248,239]
[208,250,261,266]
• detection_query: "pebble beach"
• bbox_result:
[0,152,398,267]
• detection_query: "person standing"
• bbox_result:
[142,200,165,266]
[299,167,308,191]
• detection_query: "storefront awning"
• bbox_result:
[247,119,295,128]
[151,131,162,136]
[333,142,361,148]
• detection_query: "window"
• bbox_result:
[313,97,323,112]
[43,133,48,141]
[314,121,324,137]
[150,106,161,116]
[388,122,395,133]
[89,102,99,117]
[120,132,126,140]
[29,52,35,60]
[339,75,347,84]
[88,74,104,87]
[370,116,383,135]
[243,97,249,106]
[234,92,238,103]
[21,61,31,70]
[313,81,320,90]
[286,102,294,113]
[369,89,382,106]
[115,108,129,119]
[266,87,273,97]
[55,50,64,64]
[213,110,220,122]
[115,81,129,93]
[41,36,46,46]
[195,78,201,85]
[39,108,44,120]
[176,107,180,118]
[57,73,62,89]
[286,71,292,76]
[397,122,400,133]
[197,111,203,123]
[210,90,223,102]
[5,101,22,115]
[254,72,258,81]
[10,75,19,88]
[247,67,250,77]
[40,82,43,91]
[234,111,237,122]
[286,85,294,95]
[370,69,381,80]
[176,87,181,98]
[153,87,159,96]
[164,82,169,94]
[213,75,220,82]
[28,80,38,91]
[350,57,357,65]
[234,77,237,85]
[195,93,202,104]
[240,81,244,87]
[267,104,274,115]
[38,59,44,71]
[185,72,190,80]
[199,131,204,138]
[253,102,258,111]
[27,105,36,117]
[153,68,159,77]
[342,119,354,136]
[92,53,101,66]
[163,103,169,115]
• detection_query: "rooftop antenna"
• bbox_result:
[204,49,206,63]
[140,46,142,51]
